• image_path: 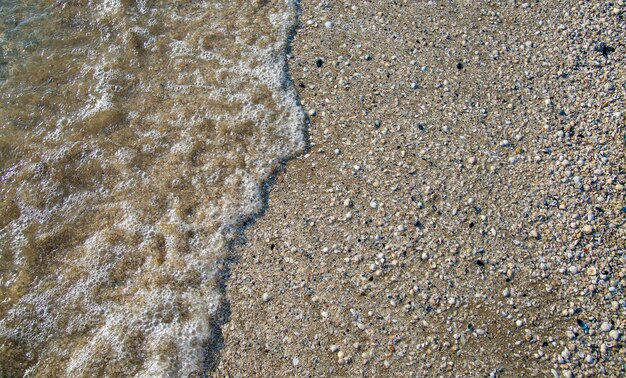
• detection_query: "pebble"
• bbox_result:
[582,225,593,234]
[502,288,510,298]
[609,330,621,340]
[262,292,271,302]
[324,21,333,28]
[600,322,612,332]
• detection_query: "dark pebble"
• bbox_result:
[595,42,615,55]
[577,319,589,333]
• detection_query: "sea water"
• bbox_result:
[0,0,304,375]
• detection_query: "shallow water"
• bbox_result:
[0,0,304,375]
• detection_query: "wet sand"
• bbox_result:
[214,1,625,377]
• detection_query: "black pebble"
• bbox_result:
[475,260,484,267]
[374,120,381,128]
[456,62,464,70]
[595,42,615,55]
[315,57,323,67]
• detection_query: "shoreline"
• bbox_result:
[214,1,625,377]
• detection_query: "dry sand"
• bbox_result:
[213,1,625,376]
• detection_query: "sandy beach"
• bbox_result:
[213,1,625,377]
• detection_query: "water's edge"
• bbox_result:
[201,1,310,373]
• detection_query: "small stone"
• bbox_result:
[503,288,511,297]
[364,54,372,61]
[609,330,621,340]
[324,21,334,28]
[308,109,317,116]
[330,345,340,353]
[516,319,524,327]
[595,42,615,55]
[411,82,418,90]
[568,266,578,275]
[500,139,511,147]
[292,357,300,367]
[374,120,381,128]
[586,266,597,276]
[315,57,324,67]
[337,351,345,359]
[582,225,593,234]
[262,292,271,302]
[468,156,477,165]
[600,322,612,332]
[369,200,378,209]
